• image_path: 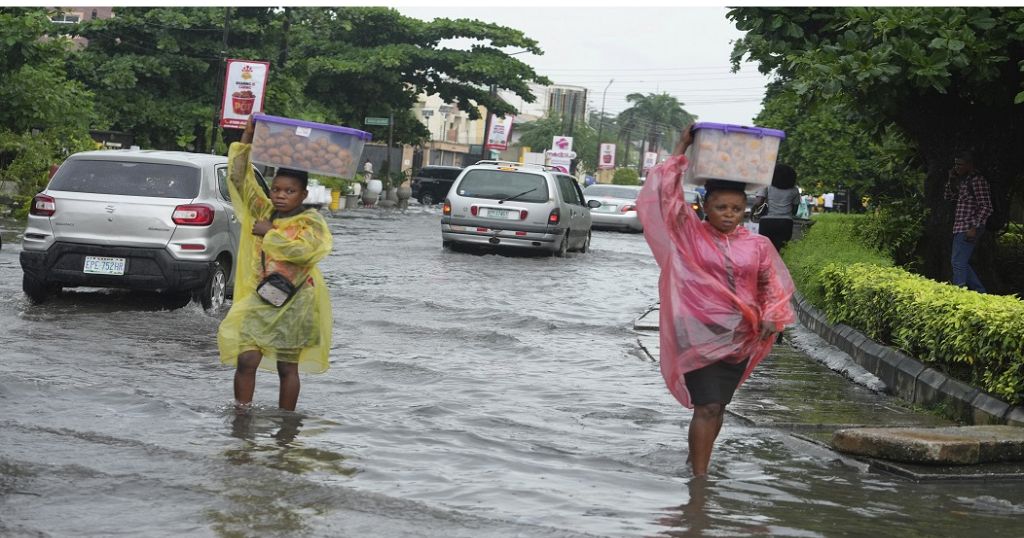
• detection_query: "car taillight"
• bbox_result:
[620,204,637,213]
[442,200,452,216]
[520,209,528,220]
[172,204,214,226]
[470,205,478,216]
[30,194,56,217]
[548,208,560,225]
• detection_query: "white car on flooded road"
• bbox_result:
[20,149,267,310]
[583,184,643,232]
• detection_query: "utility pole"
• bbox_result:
[594,78,613,177]
[479,84,497,162]
[385,110,394,178]
[209,7,231,154]
[567,94,578,174]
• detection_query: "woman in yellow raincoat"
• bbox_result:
[219,117,333,411]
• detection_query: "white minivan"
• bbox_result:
[441,160,600,256]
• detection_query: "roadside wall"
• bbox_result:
[792,291,1024,427]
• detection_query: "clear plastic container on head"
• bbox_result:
[251,114,372,179]
[684,123,785,193]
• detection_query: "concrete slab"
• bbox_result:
[831,426,1024,464]
[891,354,925,402]
[971,392,1011,426]
[913,367,949,407]
[1005,407,1024,427]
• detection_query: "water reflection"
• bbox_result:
[225,411,357,477]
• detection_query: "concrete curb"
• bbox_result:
[792,291,1023,426]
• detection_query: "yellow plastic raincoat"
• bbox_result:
[218,143,333,373]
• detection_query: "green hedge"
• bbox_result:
[821,263,1024,404]
[780,214,893,306]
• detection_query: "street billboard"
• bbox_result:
[598,143,616,169]
[485,114,515,150]
[220,59,270,129]
[552,136,573,153]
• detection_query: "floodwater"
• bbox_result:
[1,209,1022,537]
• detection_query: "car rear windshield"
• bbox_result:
[455,169,549,203]
[585,185,640,199]
[49,159,201,198]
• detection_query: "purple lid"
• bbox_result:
[693,122,785,139]
[254,113,373,141]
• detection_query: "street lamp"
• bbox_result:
[594,78,614,176]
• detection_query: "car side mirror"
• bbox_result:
[587,199,602,209]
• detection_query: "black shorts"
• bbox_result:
[684,358,750,406]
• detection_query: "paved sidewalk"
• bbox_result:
[634,307,1024,480]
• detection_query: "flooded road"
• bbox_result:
[1,208,1022,537]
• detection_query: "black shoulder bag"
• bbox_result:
[256,250,303,307]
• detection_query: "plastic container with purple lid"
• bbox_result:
[251,113,372,179]
[684,122,786,192]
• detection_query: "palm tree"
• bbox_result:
[618,93,696,171]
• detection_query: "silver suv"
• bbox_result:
[441,160,600,256]
[20,149,267,309]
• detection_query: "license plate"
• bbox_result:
[84,256,126,275]
[484,208,514,219]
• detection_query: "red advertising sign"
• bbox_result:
[598,143,616,170]
[220,59,270,129]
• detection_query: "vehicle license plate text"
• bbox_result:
[485,208,514,219]
[84,256,126,275]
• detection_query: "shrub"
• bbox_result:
[781,213,893,307]
[612,168,639,185]
[822,263,1024,404]
[855,197,927,270]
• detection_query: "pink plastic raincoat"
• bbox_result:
[637,154,795,409]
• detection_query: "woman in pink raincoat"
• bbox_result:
[637,126,795,478]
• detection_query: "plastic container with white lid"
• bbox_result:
[684,122,785,192]
[251,113,372,179]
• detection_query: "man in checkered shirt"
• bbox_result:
[943,150,993,293]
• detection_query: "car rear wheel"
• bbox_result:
[579,230,592,253]
[420,192,436,206]
[554,232,569,258]
[22,273,55,304]
[193,259,227,311]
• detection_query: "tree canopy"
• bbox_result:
[729,7,1024,284]
[67,7,550,151]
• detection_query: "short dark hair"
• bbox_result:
[955,150,975,165]
[275,168,309,189]
[771,164,797,189]
[703,179,747,199]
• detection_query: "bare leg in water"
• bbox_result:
[234,350,262,408]
[277,361,300,411]
[688,403,726,477]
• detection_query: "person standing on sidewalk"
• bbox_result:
[944,150,992,293]
[637,125,796,478]
[752,164,801,252]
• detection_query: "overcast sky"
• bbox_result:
[397,6,773,126]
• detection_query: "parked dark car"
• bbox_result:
[411,165,464,205]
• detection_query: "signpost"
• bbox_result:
[219,59,270,129]
[364,117,390,126]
